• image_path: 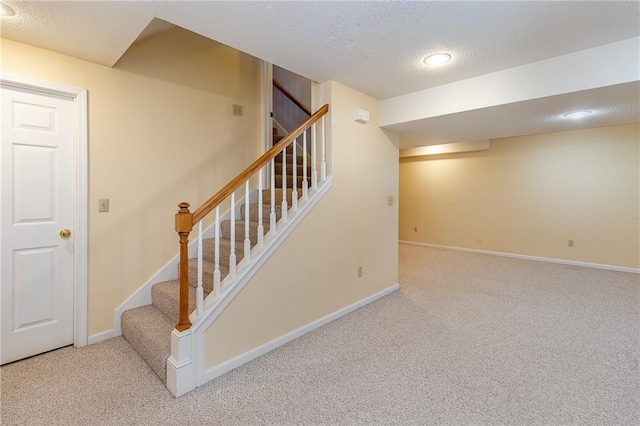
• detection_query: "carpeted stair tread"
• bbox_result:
[262,188,302,205]
[241,203,283,222]
[275,152,306,164]
[187,258,229,293]
[121,305,173,383]
[274,162,312,176]
[152,280,198,323]
[221,220,271,242]
[274,174,306,188]
[186,258,213,289]
[202,237,245,265]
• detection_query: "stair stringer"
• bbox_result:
[167,177,333,397]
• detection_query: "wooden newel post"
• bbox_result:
[175,202,193,331]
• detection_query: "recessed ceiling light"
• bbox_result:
[563,110,593,119]
[423,53,452,67]
[0,2,15,16]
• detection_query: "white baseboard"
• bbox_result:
[199,283,400,385]
[399,240,640,274]
[87,329,115,345]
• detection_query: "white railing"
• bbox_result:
[273,117,311,160]
[173,105,329,332]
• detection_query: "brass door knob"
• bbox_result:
[60,229,71,238]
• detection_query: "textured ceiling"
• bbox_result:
[2,1,639,99]
[1,1,638,145]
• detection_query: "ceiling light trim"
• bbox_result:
[0,2,15,16]
[562,110,593,119]
[423,53,452,67]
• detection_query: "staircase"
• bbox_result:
[121,154,308,383]
[118,101,327,397]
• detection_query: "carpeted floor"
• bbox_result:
[2,244,638,425]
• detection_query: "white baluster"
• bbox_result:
[281,145,288,222]
[292,137,298,211]
[244,181,251,263]
[214,206,220,297]
[302,131,308,200]
[321,116,327,181]
[270,158,276,233]
[257,168,264,248]
[196,220,203,315]
[312,121,318,191]
[229,192,236,279]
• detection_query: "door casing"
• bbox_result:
[0,72,88,347]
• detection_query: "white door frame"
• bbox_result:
[1,72,88,347]
[259,60,273,156]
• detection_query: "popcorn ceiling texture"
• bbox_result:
[2,2,638,98]
[3,3,638,144]
[2,245,638,424]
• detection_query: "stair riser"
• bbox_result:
[221,220,271,242]
[261,188,301,205]
[274,162,312,176]
[120,306,173,383]
[241,203,283,222]
[185,258,230,293]
[274,175,307,188]
[187,263,214,293]
[275,152,307,164]
[202,238,245,265]
[151,283,196,324]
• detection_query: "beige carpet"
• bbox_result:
[2,244,638,425]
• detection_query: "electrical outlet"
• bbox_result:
[387,196,394,206]
[98,199,109,213]
[357,266,363,278]
[232,104,243,116]
[414,227,418,233]
[568,240,574,247]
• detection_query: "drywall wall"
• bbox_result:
[1,35,260,335]
[204,80,399,367]
[399,123,640,268]
[115,26,258,103]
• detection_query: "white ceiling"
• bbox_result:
[1,1,639,146]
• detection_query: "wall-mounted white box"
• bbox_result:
[354,108,370,124]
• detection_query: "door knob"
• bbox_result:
[60,229,71,238]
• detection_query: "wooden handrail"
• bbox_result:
[191,104,328,224]
[174,103,328,332]
[273,79,312,116]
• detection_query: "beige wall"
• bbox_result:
[205,81,399,367]
[1,34,260,334]
[399,123,640,268]
[115,27,258,103]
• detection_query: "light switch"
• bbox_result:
[99,199,109,212]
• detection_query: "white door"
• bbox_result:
[1,85,76,364]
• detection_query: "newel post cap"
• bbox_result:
[175,202,193,233]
